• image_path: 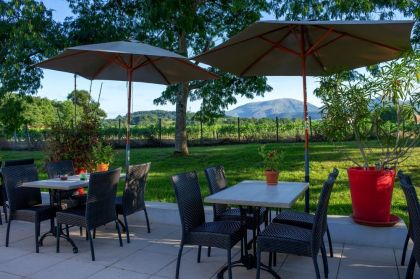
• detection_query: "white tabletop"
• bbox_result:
[21,173,126,191]
[204,180,309,208]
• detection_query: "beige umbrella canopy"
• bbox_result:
[36,40,217,169]
[194,20,414,211]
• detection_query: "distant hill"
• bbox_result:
[225,98,321,119]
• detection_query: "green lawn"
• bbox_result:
[1,142,418,223]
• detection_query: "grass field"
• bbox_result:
[1,142,418,223]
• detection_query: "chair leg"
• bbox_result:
[197,245,202,263]
[401,232,410,266]
[85,228,88,240]
[227,248,232,279]
[321,244,329,278]
[5,219,11,247]
[407,253,416,279]
[35,221,40,253]
[123,214,130,243]
[65,225,70,237]
[144,208,151,233]
[312,256,321,279]
[93,228,96,239]
[79,227,83,236]
[0,206,2,225]
[56,224,61,253]
[256,246,261,279]
[115,220,123,247]
[175,243,184,279]
[207,246,211,257]
[4,204,8,223]
[326,226,333,258]
[87,229,95,261]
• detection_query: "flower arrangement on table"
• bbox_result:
[258,145,285,185]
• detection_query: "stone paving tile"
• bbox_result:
[157,247,240,279]
[0,252,66,277]
[28,258,105,279]
[0,246,31,264]
[341,244,396,265]
[87,266,149,279]
[0,271,22,279]
[112,248,177,275]
[338,258,399,279]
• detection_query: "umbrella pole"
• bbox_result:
[301,27,310,213]
[125,70,133,173]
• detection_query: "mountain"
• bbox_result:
[225,98,321,119]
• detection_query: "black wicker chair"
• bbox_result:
[204,165,267,257]
[1,159,35,225]
[256,168,339,279]
[116,163,151,243]
[398,171,420,279]
[171,171,247,279]
[56,168,123,261]
[4,158,35,167]
[2,165,54,253]
[272,200,334,257]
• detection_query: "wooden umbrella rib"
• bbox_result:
[175,58,219,79]
[194,25,290,59]
[240,29,293,76]
[92,55,117,79]
[303,27,327,73]
[133,57,163,71]
[304,28,333,56]
[145,55,170,85]
[313,24,403,52]
[37,50,89,65]
[94,52,128,69]
[309,34,345,55]
[258,36,300,57]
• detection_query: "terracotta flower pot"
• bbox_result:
[347,167,396,226]
[265,170,279,185]
[96,163,109,172]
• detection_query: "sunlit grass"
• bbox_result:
[1,141,418,223]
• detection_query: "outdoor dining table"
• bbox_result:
[21,173,126,253]
[204,180,309,279]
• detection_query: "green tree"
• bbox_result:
[67,89,106,118]
[65,0,272,155]
[0,93,27,136]
[0,0,64,96]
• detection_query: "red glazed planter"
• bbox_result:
[347,167,396,226]
[265,170,279,185]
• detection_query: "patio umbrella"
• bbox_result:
[194,20,414,211]
[36,40,217,170]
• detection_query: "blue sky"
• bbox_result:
[38,0,323,118]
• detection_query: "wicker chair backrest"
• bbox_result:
[46,160,75,178]
[122,163,151,215]
[311,168,339,256]
[399,171,420,263]
[2,165,41,211]
[171,171,205,234]
[4,159,35,167]
[204,165,229,218]
[86,168,121,228]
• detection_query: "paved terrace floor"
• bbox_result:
[0,202,417,279]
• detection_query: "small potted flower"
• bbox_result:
[259,145,285,185]
[92,142,115,172]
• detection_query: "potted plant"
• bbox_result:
[259,145,285,185]
[92,142,114,172]
[315,53,419,226]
